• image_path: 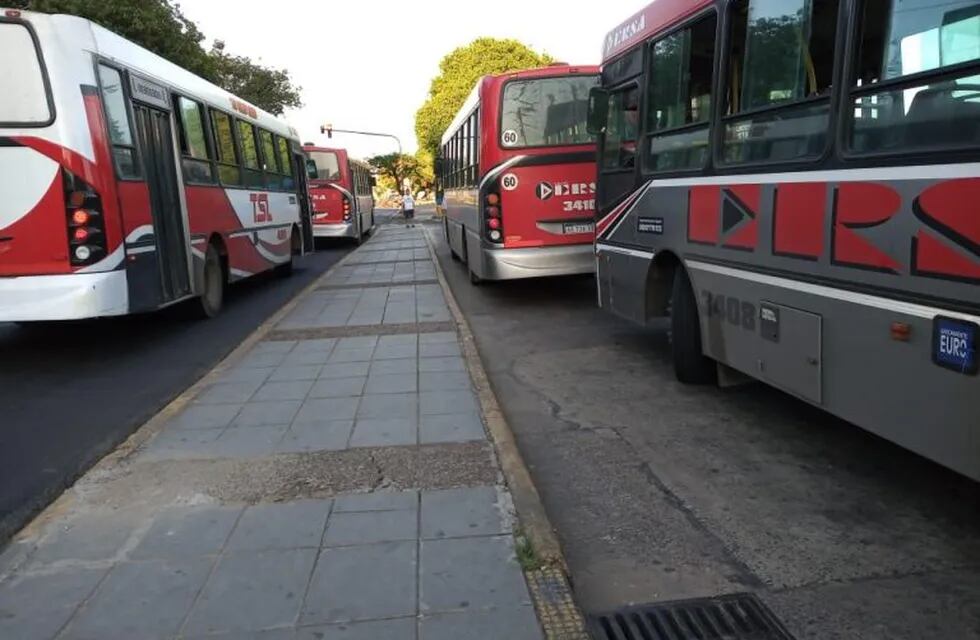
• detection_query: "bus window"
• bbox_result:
[259,129,279,189]
[500,75,598,147]
[722,0,839,165]
[601,86,639,170]
[237,120,263,188]
[0,22,52,125]
[176,96,214,184]
[277,137,294,190]
[307,150,341,181]
[849,0,980,154]
[645,14,717,172]
[210,110,241,186]
[97,65,140,179]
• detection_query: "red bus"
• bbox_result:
[0,10,312,322]
[303,146,375,244]
[439,65,600,284]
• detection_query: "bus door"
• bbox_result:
[294,150,314,253]
[129,75,191,307]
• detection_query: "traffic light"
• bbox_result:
[320,123,333,138]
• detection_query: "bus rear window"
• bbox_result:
[0,22,52,125]
[306,151,341,181]
[500,75,598,148]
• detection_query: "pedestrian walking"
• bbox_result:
[402,192,415,227]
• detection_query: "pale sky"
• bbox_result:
[179,0,645,158]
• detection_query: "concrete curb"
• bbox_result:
[421,225,590,639]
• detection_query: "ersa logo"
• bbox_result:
[536,182,596,201]
[604,13,646,54]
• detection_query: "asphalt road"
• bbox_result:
[425,221,980,640]
[0,242,351,543]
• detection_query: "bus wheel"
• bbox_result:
[468,267,482,286]
[276,230,299,278]
[196,244,225,318]
[669,268,715,384]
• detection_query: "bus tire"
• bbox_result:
[468,267,482,286]
[196,244,225,318]
[669,267,715,384]
[276,228,300,278]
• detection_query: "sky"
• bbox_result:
[179,0,645,158]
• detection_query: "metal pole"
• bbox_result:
[320,126,402,155]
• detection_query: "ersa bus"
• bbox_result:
[588,0,980,479]
[439,65,600,284]
[302,146,376,244]
[0,9,313,322]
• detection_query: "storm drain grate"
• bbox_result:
[587,593,795,640]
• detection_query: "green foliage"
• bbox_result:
[415,38,554,158]
[368,152,435,194]
[14,0,301,115]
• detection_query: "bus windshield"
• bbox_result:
[0,22,52,125]
[500,75,598,148]
[306,151,342,181]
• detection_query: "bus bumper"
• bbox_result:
[0,271,129,322]
[476,243,595,280]
[313,221,356,239]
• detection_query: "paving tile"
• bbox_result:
[184,548,317,636]
[333,491,418,513]
[227,500,333,551]
[420,536,530,612]
[295,397,360,423]
[251,341,296,354]
[31,511,137,564]
[309,376,367,399]
[420,390,478,416]
[372,344,418,360]
[421,487,507,539]
[419,332,457,344]
[418,357,466,373]
[296,618,416,639]
[369,358,417,375]
[323,509,417,547]
[420,413,486,444]
[237,352,289,368]
[420,342,461,358]
[186,629,296,640]
[268,365,323,382]
[253,380,316,402]
[377,334,418,348]
[356,393,417,419]
[278,421,354,453]
[281,352,331,368]
[328,348,375,364]
[319,362,370,379]
[208,424,289,458]
[195,381,261,405]
[419,372,472,392]
[296,338,337,352]
[337,336,379,349]
[349,418,417,448]
[234,401,303,427]
[301,541,416,625]
[169,404,241,430]
[131,505,241,560]
[216,366,275,384]
[0,567,107,640]
[141,428,220,460]
[63,558,212,640]
[419,606,543,640]
[364,373,418,395]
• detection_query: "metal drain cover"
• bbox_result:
[587,593,795,640]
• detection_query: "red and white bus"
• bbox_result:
[590,0,980,479]
[302,145,375,243]
[0,9,313,322]
[439,65,600,284]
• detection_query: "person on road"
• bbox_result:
[402,192,415,227]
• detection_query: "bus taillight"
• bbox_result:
[485,193,503,243]
[63,171,106,267]
[343,196,352,221]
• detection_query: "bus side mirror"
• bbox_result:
[305,159,318,180]
[587,87,609,136]
[369,175,377,187]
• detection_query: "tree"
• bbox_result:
[12,0,302,115]
[368,153,434,195]
[415,38,554,158]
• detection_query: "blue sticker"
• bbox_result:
[932,316,978,375]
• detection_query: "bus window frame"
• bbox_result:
[173,93,218,186]
[0,17,56,129]
[93,58,143,183]
[496,73,599,151]
[839,0,980,160]
[712,0,847,171]
[639,7,720,177]
[598,79,642,177]
[208,107,245,188]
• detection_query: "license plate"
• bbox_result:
[562,222,594,235]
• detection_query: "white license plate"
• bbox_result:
[563,222,594,235]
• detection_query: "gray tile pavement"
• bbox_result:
[277,285,451,329]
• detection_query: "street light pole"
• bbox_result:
[319,124,402,156]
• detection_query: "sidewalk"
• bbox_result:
[0,224,546,639]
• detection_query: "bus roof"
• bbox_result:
[14,9,299,140]
[601,0,713,63]
[440,64,599,147]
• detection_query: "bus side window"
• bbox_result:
[237,120,264,189]
[601,86,639,170]
[97,64,141,179]
[276,136,294,191]
[258,129,279,190]
[721,0,840,165]
[176,96,215,184]
[210,110,241,186]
